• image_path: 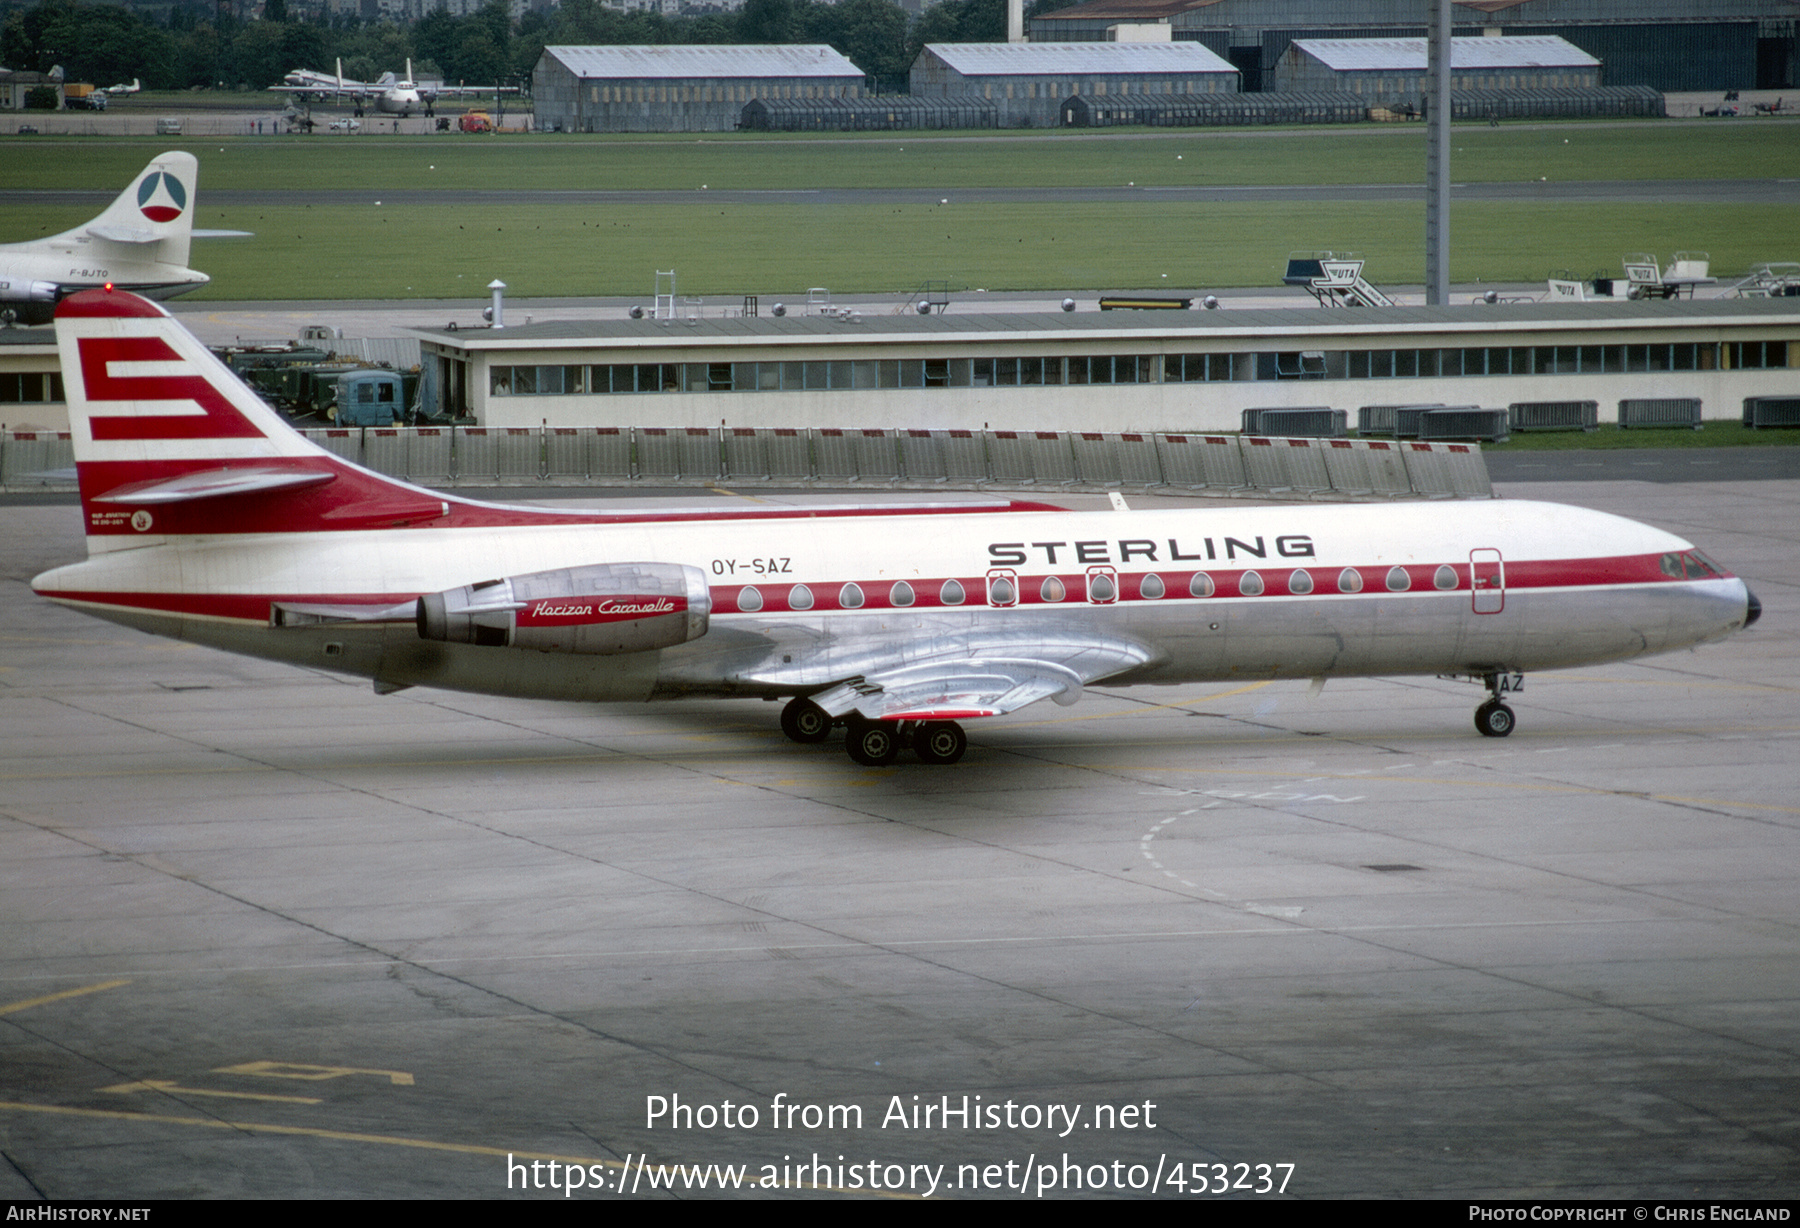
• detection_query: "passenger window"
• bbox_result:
[1188,572,1215,598]
[1338,568,1363,593]
[1040,576,1066,603]
[1434,564,1458,590]
[788,584,814,611]
[890,581,915,607]
[1386,566,1411,591]
[940,579,965,606]
[1289,569,1314,595]
[839,583,864,609]
[1139,573,1165,600]
[737,586,763,613]
[1239,571,1264,597]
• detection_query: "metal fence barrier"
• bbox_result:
[1619,398,1703,430]
[1,426,1493,499]
[0,430,74,489]
[1420,408,1511,443]
[1743,397,1800,429]
[1510,401,1598,432]
[1242,407,1347,438]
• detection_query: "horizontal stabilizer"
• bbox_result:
[94,467,336,505]
[87,225,162,245]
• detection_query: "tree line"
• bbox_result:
[0,0,1078,93]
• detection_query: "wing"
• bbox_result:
[794,636,1155,722]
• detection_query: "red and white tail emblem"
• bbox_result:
[53,289,441,544]
[56,289,310,457]
[76,332,262,442]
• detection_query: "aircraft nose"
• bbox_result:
[1745,585,1762,627]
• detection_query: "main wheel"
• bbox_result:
[844,718,900,766]
[1474,700,1515,738]
[779,697,831,744]
[913,721,967,765]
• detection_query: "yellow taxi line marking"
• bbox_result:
[215,1060,413,1085]
[0,1101,916,1198]
[0,978,130,1017]
[100,1080,322,1105]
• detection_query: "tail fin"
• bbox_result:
[55,151,198,270]
[53,288,448,552]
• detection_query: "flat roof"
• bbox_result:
[416,297,1800,354]
[1291,35,1599,73]
[1031,0,1224,21]
[0,328,57,352]
[922,41,1237,76]
[540,45,863,81]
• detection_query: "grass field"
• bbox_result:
[4,120,1797,298]
[2,199,1789,300]
[8,122,1800,190]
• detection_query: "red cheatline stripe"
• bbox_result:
[35,554,1724,623]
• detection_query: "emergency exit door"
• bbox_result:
[1470,548,1505,614]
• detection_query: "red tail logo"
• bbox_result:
[77,335,262,441]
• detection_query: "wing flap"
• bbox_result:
[810,647,1143,722]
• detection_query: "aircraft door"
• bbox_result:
[1470,549,1505,614]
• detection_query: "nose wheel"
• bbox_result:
[1474,700,1515,738]
[1473,671,1520,737]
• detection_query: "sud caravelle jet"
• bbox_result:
[272,58,513,118]
[34,289,1762,765]
[0,152,224,326]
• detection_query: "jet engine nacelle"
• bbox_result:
[0,280,59,305]
[417,562,710,655]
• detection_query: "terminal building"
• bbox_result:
[532,45,866,133]
[416,298,1800,434]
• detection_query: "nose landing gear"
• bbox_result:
[1473,671,1522,737]
[1474,699,1515,737]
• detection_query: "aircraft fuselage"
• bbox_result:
[34,501,1753,707]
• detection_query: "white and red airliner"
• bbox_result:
[32,288,1760,765]
[0,153,211,326]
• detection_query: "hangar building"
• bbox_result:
[533,45,866,133]
[1273,35,1600,100]
[1028,0,1797,93]
[908,42,1239,127]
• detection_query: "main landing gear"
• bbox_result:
[780,698,968,765]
